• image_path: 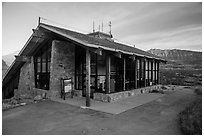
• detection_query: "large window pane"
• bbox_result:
[149,61,151,70]
[149,71,151,80]
[47,62,50,72]
[145,61,148,70]
[37,63,41,72]
[145,71,148,79]
[42,62,46,72]
[153,71,155,80]
[34,43,51,90]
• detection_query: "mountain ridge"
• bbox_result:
[147,48,202,65]
[2,50,20,66]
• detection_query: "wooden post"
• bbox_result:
[151,60,153,84]
[143,58,146,87]
[157,61,160,84]
[139,58,142,88]
[154,60,157,85]
[135,59,137,89]
[86,49,91,107]
[123,58,126,91]
[147,60,149,86]
[106,55,111,94]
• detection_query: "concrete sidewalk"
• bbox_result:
[52,93,165,114]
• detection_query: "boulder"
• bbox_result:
[34,95,43,101]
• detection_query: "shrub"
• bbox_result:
[150,90,164,94]
[179,98,202,135]
[161,86,167,90]
[194,88,202,95]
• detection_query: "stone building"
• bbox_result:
[2,22,166,106]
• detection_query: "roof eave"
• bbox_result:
[40,24,166,62]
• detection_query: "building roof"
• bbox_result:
[3,23,166,87]
[40,23,165,60]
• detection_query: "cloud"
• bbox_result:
[120,24,202,51]
[2,2,202,55]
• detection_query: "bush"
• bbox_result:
[161,86,167,90]
[179,98,202,135]
[194,88,202,95]
[150,89,164,94]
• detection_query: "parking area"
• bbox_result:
[2,86,197,135]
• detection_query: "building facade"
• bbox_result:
[2,23,166,106]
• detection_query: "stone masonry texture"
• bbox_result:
[49,40,75,98]
[17,57,35,99]
[94,85,162,102]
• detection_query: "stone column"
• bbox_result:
[50,40,75,98]
[30,56,35,97]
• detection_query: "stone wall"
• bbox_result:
[17,57,35,99]
[33,88,48,98]
[49,40,75,98]
[94,85,162,102]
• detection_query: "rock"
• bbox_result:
[34,95,43,101]
[10,99,18,105]
[15,104,20,107]
[156,98,162,102]
[42,92,47,99]
[20,102,26,106]
[2,103,12,110]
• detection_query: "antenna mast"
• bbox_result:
[109,21,112,35]
[38,17,41,25]
[102,21,103,32]
[93,21,95,33]
[98,25,100,32]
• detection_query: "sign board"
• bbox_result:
[64,79,72,93]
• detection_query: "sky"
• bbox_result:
[2,2,202,55]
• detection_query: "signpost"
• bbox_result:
[61,78,73,100]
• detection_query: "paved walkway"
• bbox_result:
[52,93,165,114]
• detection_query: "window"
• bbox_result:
[149,61,152,83]
[152,61,155,84]
[97,53,106,92]
[75,46,85,90]
[34,43,51,90]
[145,60,148,80]
[136,59,140,80]
[125,58,135,90]
[155,61,159,84]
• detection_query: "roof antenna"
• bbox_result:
[102,21,103,32]
[109,21,112,35]
[38,17,41,25]
[98,25,100,32]
[93,21,95,33]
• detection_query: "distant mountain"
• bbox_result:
[147,49,202,86]
[2,60,8,78]
[147,49,202,65]
[2,50,20,66]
